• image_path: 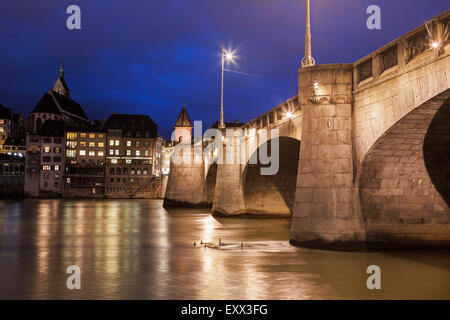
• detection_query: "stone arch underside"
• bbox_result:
[204,163,217,205]
[243,137,300,216]
[359,89,450,246]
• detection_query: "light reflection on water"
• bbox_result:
[0,199,448,299]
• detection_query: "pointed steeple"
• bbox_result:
[59,58,65,78]
[174,102,192,128]
[51,59,70,98]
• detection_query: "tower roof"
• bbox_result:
[174,104,192,128]
[52,60,70,98]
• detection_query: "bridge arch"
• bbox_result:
[359,89,450,245]
[242,136,300,216]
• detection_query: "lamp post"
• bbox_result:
[301,0,315,67]
[219,49,234,129]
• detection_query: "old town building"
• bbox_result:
[64,127,106,198]
[104,114,162,198]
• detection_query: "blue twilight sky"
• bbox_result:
[0,0,448,138]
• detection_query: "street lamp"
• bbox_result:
[219,48,235,129]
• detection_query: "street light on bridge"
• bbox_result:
[219,48,235,129]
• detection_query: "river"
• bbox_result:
[0,199,448,299]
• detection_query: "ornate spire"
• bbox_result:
[59,58,65,77]
[301,0,316,67]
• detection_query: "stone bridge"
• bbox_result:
[165,11,450,249]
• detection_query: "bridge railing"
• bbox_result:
[354,10,449,90]
[240,95,301,138]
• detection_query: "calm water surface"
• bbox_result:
[0,199,449,299]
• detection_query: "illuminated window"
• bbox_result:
[98,142,104,148]
[79,150,86,156]
[111,159,117,164]
[98,151,104,156]
[136,141,140,147]
[143,170,148,175]
[126,159,131,164]
[89,133,95,138]
[54,173,60,179]
[136,150,140,156]
[42,165,51,171]
[115,140,120,146]
[66,132,77,140]
[0,120,4,124]
[127,141,131,146]
[115,149,119,155]
[80,141,86,147]
[89,151,95,156]
[44,146,50,153]
[98,133,104,138]
[89,142,95,147]
[80,133,87,138]
[145,150,149,156]
[0,127,4,132]
[67,141,77,149]
[54,165,60,171]
[66,150,76,157]
[127,150,131,156]
[109,140,114,146]
[109,150,114,155]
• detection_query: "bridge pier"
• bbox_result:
[290,64,366,250]
[212,136,247,216]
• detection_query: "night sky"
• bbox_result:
[0,0,448,138]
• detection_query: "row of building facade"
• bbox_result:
[0,62,173,198]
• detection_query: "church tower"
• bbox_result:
[51,59,71,98]
[173,103,192,144]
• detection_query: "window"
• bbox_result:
[79,150,86,156]
[110,140,114,146]
[80,141,86,147]
[80,133,87,138]
[54,147,61,153]
[66,150,76,157]
[114,140,120,146]
[54,138,62,144]
[127,141,131,146]
[89,142,95,147]
[98,142,104,147]
[43,173,49,180]
[137,169,141,175]
[54,173,60,179]
[89,133,95,138]
[0,127,3,133]
[98,151,104,157]
[42,165,51,171]
[43,156,51,162]
[98,133,104,138]
[67,141,77,149]
[126,159,131,164]
[117,168,121,175]
[0,120,4,124]
[67,132,77,140]
[89,151,95,156]
[143,170,148,175]
[127,150,131,156]
[145,150,149,156]
[111,159,117,164]
[109,149,114,155]
[136,150,140,156]
[123,168,128,174]
[44,146,50,153]
[54,165,60,171]
[136,141,140,147]
[110,168,115,175]
[115,149,119,155]
[43,138,51,143]
[131,168,135,175]
[53,156,61,162]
